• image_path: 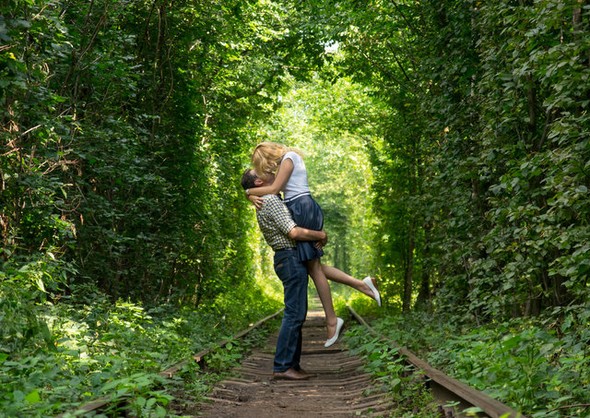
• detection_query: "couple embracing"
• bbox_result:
[241,142,381,380]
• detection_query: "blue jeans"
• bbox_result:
[273,249,308,372]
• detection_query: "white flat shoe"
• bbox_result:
[363,276,381,307]
[324,317,344,348]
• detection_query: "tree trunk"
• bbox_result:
[416,224,431,309]
[403,221,415,312]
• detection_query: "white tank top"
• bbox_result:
[282,151,310,201]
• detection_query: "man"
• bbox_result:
[241,169,326,380]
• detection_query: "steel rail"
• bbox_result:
[57,308,284,417]
[347,306,526,418]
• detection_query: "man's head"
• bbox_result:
[241,169,260,190]
[241,169,276,189]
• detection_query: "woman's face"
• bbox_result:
[260,169,276,182]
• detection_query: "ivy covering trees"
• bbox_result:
[1,0,323,308]
[1,1,328,413]
[326,0,590,320]
[321,2,590,413]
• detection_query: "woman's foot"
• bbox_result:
[325,319,337,340]
[363,276,381,306]
[324,317,344,347]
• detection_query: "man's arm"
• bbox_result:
[288,226,327,243]
[262,194,328,246]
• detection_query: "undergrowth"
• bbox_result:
[362,305,590,418]
[0,283,281,417]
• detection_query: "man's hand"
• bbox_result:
[247,194,264,210]
[315,230,328,249]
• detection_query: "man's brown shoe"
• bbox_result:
[272,367,312,380]
[294,367,317,378]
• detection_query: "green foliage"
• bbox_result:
[370,308,590,417]
[325,0,590,320]
[460,0,590,319]
[0,283,278,417]
[319,0,590,409]
[0,252,76,354]
[1,0,329,312]
[431,314,590,416]
[3,0,590,414]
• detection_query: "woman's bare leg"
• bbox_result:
[321,265,374,297]
[306,258,338,339]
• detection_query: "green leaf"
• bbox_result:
[25,390,41,404]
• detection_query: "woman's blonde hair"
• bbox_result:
[251,142,301,179]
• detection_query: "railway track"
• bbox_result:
[62,303,526,417]
[194,309,394,417]
[62,307,390,417]
[191,305,525,418]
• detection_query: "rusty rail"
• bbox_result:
[347,306,525,418]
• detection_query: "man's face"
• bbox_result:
[256,171,275,187]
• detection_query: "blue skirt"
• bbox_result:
[286,194,324,262]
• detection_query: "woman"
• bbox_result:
[245,142,381,347]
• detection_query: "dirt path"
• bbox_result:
[194,310,393,417]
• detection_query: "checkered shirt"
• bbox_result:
[256,194,297,251]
